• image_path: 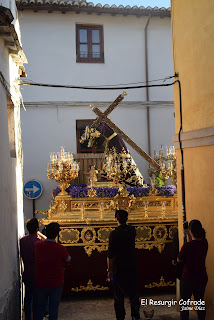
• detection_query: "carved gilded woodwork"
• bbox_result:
[71,202,83,209]
[87,188,97,198]
[36,190,178,258]
[169,225,178,239]
[98,227,114,243]
[59,229,79,244]
[84,202,99,209]
[153,225,168,242]
[81,227,96,244]
[58,200,68,213]
[135,242,165,254]
[135,226,152,241]
[148,187,158,196]
[144,276,175,288]
[35,209,49,216]
[56,223,176,256]
[85,244,108,257]
[71,280,109,292]
[37,194,178,222]
[136,200,172,207]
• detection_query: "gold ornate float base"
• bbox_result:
[37,191,178,293]
[38,193,178,257]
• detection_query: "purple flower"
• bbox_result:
[53,186,61,197]
[95,187,118,198]
[53,184,176,198]
[157,185,177,197]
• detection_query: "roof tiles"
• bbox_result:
[16,0,171,16]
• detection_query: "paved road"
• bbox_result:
[58,293,198,320]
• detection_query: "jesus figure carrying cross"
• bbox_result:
[80,92,160,187]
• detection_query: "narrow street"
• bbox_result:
[58,294,198,320]
[1,0,213,319]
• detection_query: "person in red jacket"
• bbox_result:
[178,219,208,320]
[34,222,70,320]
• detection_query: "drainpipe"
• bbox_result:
[144,15,151,155]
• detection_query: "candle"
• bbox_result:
[161,162,165,170]
[166,147,169,157]
[172,146,175,156]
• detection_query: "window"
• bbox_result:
[76,120,105,153]
[76,24,104,63]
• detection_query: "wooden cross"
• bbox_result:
[89,93,161,171]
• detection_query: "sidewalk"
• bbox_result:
[58,293,198,320]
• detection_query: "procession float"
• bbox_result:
[37,93,178,295]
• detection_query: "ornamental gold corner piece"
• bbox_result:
[84,244,108,257]
[145,276,175,289]
[35,209,49,217]
[71,279,109,292]
[135,242,165,253]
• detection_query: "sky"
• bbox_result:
[91,0,171,8]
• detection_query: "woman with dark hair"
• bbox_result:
[178,220,208,320]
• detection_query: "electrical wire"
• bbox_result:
[19,76,176,90]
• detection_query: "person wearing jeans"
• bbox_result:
[34,223,71,320]
[35,286,63,320]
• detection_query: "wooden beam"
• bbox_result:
[103,93,125,116]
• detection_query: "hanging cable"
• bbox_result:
[19,76,177,90]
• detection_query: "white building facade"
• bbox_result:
[0,1,26,319]
[17,0,174,221]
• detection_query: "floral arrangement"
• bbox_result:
[53,184,176,198]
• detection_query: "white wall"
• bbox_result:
[0,60,23,320]
[18,9,175,220]
[148,17,174,101]
[19,11,173,102]
[0,2,25,318]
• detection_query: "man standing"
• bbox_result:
[34,222,71,320]
[20,218,45,320]
[107,210,140,320]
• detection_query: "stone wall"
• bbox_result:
[0,281,21,320]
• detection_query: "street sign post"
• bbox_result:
[24,180,43,199]
[24,180,43,217]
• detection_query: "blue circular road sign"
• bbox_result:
[24,180,43,199]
